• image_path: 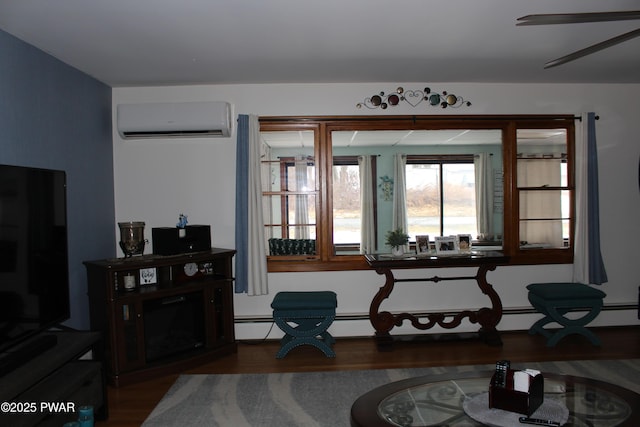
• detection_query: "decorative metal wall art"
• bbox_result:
[379,175,394,201]
[357,87,471,110]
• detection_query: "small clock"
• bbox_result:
[183,262,199,277]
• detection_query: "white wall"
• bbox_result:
[112,83,640,339]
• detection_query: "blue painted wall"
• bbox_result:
[0,29,114,330]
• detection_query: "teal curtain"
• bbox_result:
[235,115,249,293]
[573,112,607,285]
[235,114,268,295]
[585,113,607,285]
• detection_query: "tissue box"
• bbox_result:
[152,225,211,255]
[489,369,543,415]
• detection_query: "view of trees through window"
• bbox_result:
[406,162,477,240]
[332,164,361,244]
[330,160,477,246]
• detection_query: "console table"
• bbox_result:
[365,251,508,350]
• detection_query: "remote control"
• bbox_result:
[519,417,561,426]
[494,360,510,388]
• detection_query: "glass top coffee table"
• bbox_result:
[350,370,640,427]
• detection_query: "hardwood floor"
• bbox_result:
[98,326,639,426]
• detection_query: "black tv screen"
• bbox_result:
[0,164,69,353]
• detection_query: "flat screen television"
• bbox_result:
[0,164,70,355]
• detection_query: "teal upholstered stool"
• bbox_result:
[271,291,337,358]
[527,283,606,347]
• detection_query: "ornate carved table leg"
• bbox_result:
[475,264,503,346]
[369,268,397,351]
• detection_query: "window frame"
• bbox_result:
[260,115,575,272]
[263,155,317,240]
[506,120,575,265]
[405,154,477,238]
[331,155,378,254]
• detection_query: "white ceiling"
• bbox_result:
[262,129,564,148]
[263,129,501,148]
[1,0,639,87]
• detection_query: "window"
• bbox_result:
[333,156,376,254]
[405,155,477,239]
[516,128,571,250]
[332,159,361,246]
[259,116,575,271]
[261,130,318,259]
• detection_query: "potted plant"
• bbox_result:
[385,228,409,256]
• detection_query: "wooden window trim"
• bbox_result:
[261,115,575,272]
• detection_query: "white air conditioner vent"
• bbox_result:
[117,101,232,139]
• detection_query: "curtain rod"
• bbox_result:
[575,114,600,121]
[260,114,579,123]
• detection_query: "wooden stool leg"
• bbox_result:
[546,325,602,347]
[276,333,336,358]
[273,315,336,358]
[543,303,603,347]
[528,293,603,347]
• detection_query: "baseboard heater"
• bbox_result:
[234,303,637,324]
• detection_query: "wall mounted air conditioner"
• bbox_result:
[117,101,232,139]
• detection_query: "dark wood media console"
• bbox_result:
[84,248,237,386]
[0,331,106,427]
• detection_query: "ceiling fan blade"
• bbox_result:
[544,27,640,68]
[518,10,640,26]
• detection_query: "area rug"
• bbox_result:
[142,359,640,427]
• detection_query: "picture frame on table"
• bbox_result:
[457,234,472,252]
[416,235,430,254]
[435,236,458,255]
[139,267,157,285]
